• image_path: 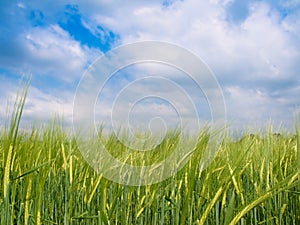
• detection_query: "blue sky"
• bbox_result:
[0,0,299,133]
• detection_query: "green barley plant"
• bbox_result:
[0,81,299,224]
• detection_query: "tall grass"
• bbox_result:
[0,84,299,224]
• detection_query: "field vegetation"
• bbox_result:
[0,84,299,224]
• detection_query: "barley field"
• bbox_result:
[0,86,299,224]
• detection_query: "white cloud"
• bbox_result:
[69,0,300,131]
[83,0,297,81]
[103,1,297,122]
[1,0,300,132]
[24,86,73,123]
[0,78,74,130]
[225,85,296,130]
[0,20,104,130]
[17,2,26,9]
[279,0,300,8]
[23,25,101,82]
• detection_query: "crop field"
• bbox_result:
[0,86,300,225]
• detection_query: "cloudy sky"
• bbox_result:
[0,0,299,134]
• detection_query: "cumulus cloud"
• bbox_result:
[225,85,299,131]
[79,0,299,130]
[23,24,101,81]
[0,24,101,82]
[83,0,298,83]
[0,77,74,129]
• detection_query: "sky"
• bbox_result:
[0,0,300,134]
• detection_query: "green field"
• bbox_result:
[1,86,299,224]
